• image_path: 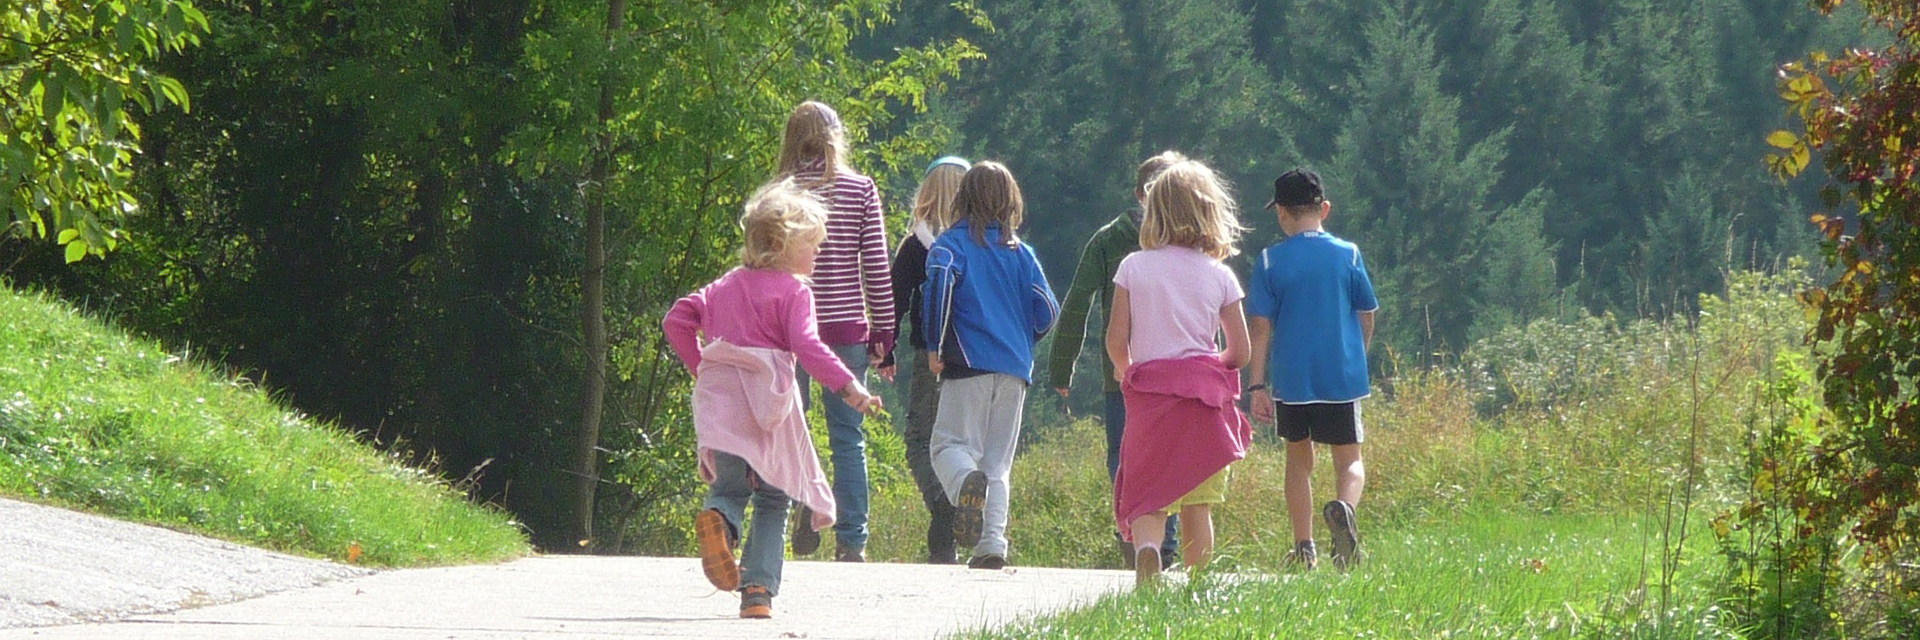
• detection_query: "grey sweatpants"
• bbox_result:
[930,373,1027,557]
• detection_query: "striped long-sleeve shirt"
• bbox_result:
[795,164,896,346]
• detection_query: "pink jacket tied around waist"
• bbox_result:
[1114,355,1252,541]
[692,339,835,531]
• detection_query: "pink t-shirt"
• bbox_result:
[1113,245,1245,364]
[662,267,856,393]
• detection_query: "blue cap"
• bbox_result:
[924,156,971,177]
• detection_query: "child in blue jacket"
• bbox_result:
[924,161,1059,570]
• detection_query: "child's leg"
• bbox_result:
[1130,512,1168,552]
[1331,443,1365,507]
[703,453,753,539]
[1284,439,1316,544]
[974,374,1026,558]
[819,342,873,554]
[740,477,792,595]
[904,349,955,562]
[929,376,991,502]
[1178,504,1214,571]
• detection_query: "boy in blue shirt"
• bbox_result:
[1244,169,1378,570]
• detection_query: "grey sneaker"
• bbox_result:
[1323,500,1362,569]
[1285,540,1318,571]
[966,553,1007,570]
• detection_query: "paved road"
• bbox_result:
[1,499,1132,639]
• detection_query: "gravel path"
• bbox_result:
[0,497,369,628]
[0,498,1132,639]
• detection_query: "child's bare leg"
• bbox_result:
[1284,439,1316,543]
[1130,512,1168,553]
[1330,443,1365,507]
[1178,504,1213,571]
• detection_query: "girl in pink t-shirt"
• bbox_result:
[1105,159,1254,586]
[663,179,883,618]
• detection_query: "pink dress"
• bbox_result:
[663,268,855,531]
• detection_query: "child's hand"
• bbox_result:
[928,355,945,376]
[839,382,884,417]
[1249,396,1275,423]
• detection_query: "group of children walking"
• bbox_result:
[662,100,1378,619]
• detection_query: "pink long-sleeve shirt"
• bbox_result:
[663,267,855,394]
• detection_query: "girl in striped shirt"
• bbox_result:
[776,100,896,562]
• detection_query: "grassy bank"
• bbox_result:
[0,287,528,566]
[958,511,1736,639]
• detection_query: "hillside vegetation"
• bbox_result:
[0,287,528,567]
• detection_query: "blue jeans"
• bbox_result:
[797,342,871,550]
[1106,390,1179,555]
[703,452,789,595]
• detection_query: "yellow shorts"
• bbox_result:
[1156,466,1231,515]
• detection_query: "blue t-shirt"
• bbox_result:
[1246,231,1378,404]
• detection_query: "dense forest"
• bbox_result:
[0,0,1881,546]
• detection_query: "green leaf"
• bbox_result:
[57,228,80,244]
[40,73,64,121]
[63,237,87,263]
[1766,130,1797,149]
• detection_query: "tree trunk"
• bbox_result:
[572,0,626,549]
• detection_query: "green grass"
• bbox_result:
[0,287,529,566]
[957,511,1740,639]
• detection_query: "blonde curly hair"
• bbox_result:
[739,178,829,269]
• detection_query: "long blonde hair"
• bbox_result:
[738,178,829,269]
[912,161,969,232]
[1135,150,1188,197]
[775,101,847,185]
[952,161,1024,248]
[1141,160,1245,260]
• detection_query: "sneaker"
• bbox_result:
[835,544,866,563]
[1134,546,1162,587]
[966,553,1007,570]
[952,470,988,550]
[1285,540,1318,571]
[739,585,773,619]
[694,509,739,591]
[790,505,821,556]
[1323,500,1362,569]
[1160,548,1180,572]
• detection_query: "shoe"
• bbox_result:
[1160,548,1180,572]
[952,470,987,550]
[928,548,958,565]
[739,585,773,619]
[835,544,866,563]
[1285,540,1318,571]
[1134,546,1161,587]
[694,509,739,591]
[790,505,820,556]
[1323,500,1362,569]
[966,553,1007,570]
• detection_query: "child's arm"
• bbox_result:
[1247,316,1274,422]
[1047,238,1106,396]
[661,289,709,375]
[1027,250,1060,342]
[1219,300,1252,370]
[1104,286,1133,383]
[858,179,897,362]
[923,244,959,373]
[837,381,884,416]
[1359,310,1375,350]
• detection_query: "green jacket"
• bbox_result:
[1046,212,1140,393]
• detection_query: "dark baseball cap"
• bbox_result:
[1267,168,1325,208]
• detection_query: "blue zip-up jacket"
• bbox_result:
[923,220,1059,382]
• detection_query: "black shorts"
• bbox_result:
[1275,401,1364,445]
